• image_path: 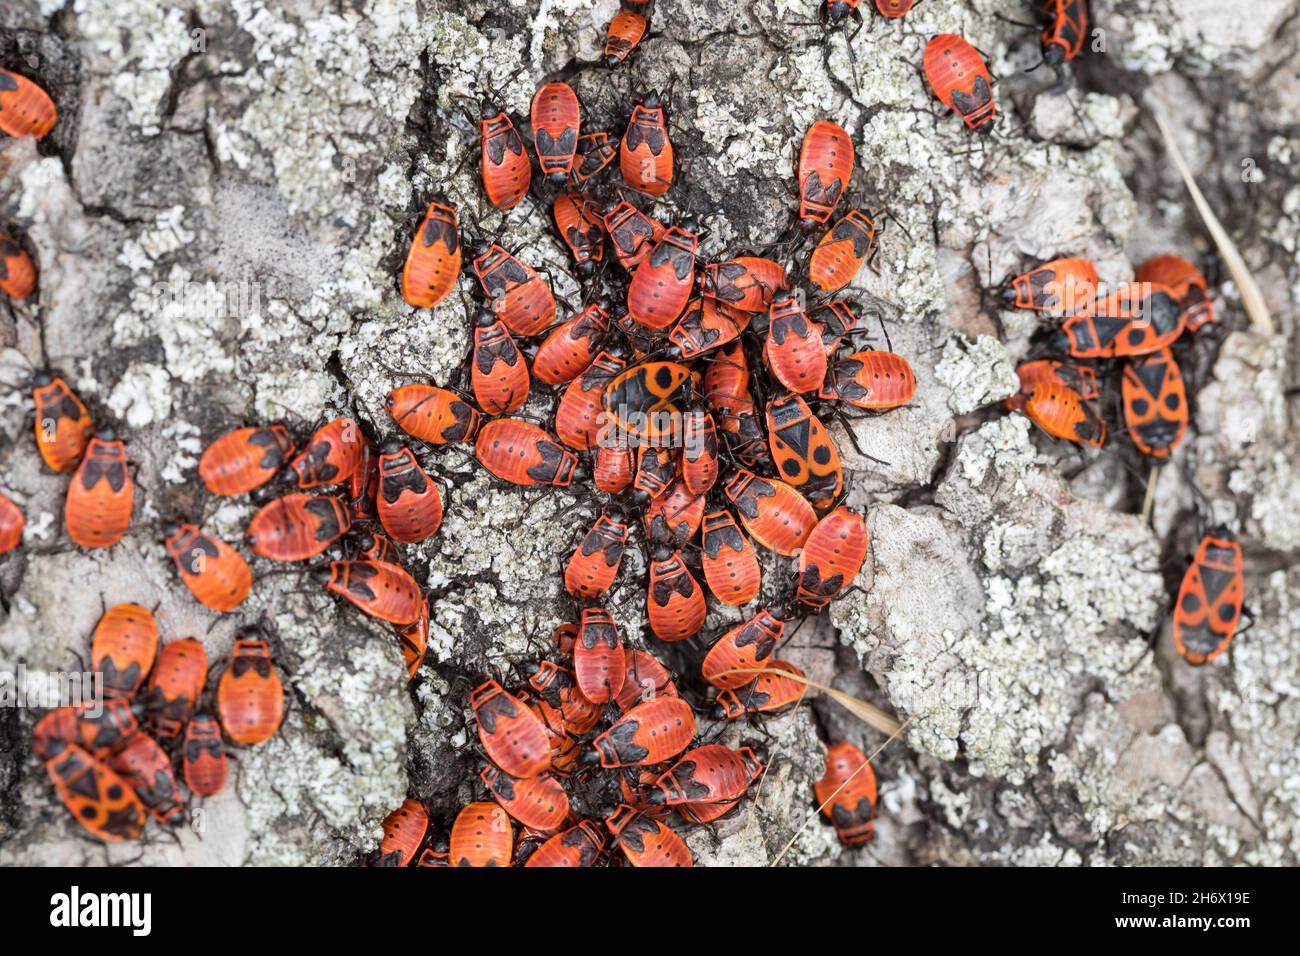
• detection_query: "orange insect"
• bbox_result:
[34,700,139,761]
[700,503,761,606]
[285,417,364,488]
[401,200,460,309]
[314,559,424,626]
[1054,282,1185,358]
[475,418,580,486]
[387,384,481,445]
[371,798,428,867]
[571,131,618,186]
[142,637,207,738]
[531,82,581,183]
[627,221,700,329]
[43,744,145,842]
[475,102,531,209]
[182,714,228,797]
[1039,0,1088,72]
[668,297,741,361]
[765,297,828,394]
[480,764,571,834]
[798,506,869,609]
[704,339,752,429]
[603,360,694,445]
[246,493,352,561]
[813,300,863,355]
[809,210,877,292]
[1121,347,1188,459]
[1023,380,1106,447]
[0,232,36,299]
[594,444,635,493]
[647,743,757,806]
[620,91,673,197]
[200,424,295,495]
[109,731,183,822]
[815,741,878,845]
[1136,253,1214,332]
[1173,528,1244,666]
[524,820,606,867]
[681,402,720,495]
[0,69,57,139]
[766,393,842,508]
[603,200,666,273]
[923,34,996,133]
[1005,359,1100,412]
[586,696,697,768]
[634,446,676,499]
[702,608,787,690]
[216,636,285,746]
[471,310,531,415]
[552,191,605,274]
[644,479,705,549]
[32,372,93,473]
[65,430,133,549]
[471,678,552,778]
[533,302,610,385]
[613,648,678,712]
[0,492,23,553]
[999,257,1098,316]
[678,746,765,824]
[605,804,693,867]
[557,347,628,451]
[574,606,626,704]
[91,603,158,700]
[646,543,707,641]
[450,801,513,867]
[605,12,649,65]
[819,350,916,410]
[701,257,789,314]
[565,505,629,599]
[471,243,557,337]
[376,442,443,543]
[399,604,429,680]
[798,120,854,228]
[528,661,603,736]
[163,522,252,613]
[724,470,816,556]
[714,659,807,719]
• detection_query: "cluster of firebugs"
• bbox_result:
[0,0,1246,860]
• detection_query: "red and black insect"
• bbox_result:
[634,446,677,499]
[602,200,667,273]
[1136,253,1214,332]
[109,731,184,822]
[819,350,916,410]
[1121,347,1188,459]
[285,418,364,489]
[534,302,610,385]
[528,661,603,735]
[923,34,996,133]
[605,11,649,65]
[65,430,133,549]
[714,659,807,719]
[765,297,829,394]
[0,69,57,139]
[399,604,429,680]
[643,479,705,549]
[557,346,628,451]
[605,804,692,866]
[1005,359,1099,412]
[647,744,757,806]
[701,257,788,313]
[470,243,557,338]
[681,401,720,495]
[668,298,741,361]
[678,745,765,824]
[613,647,678,712]
[646,543,707,641]
[797,506,869,608]
[474,102,531,209]
[574,606,626,704]
[163,522,252,613]
[603,360,694,446]
[475,418,580,486]
[0,492,23,554]
[798,120,854,228]
[387,384,482,445]
[815,741,878,845]
[700,502,761,606]
[450,801,513,866]
[376,442,443,543]
[627,220,700,329]
[724,470,816,556]
[531,82,581,184]
[0,232,36,299]
[402,200,461,308]
[34,700,139,761]
[571,132,618,186]
[1053,283,1185,358]
[552,191,605,274]
[809,210,877,292]
[1022,380,1106,447]
[565,504,629,599]
[216,636,284,746]
[999,257,1098,315]
[314,559,425,626]
[42,744,145,842]
[1173,528,1244,665]
[371,798,428,866]
[620,91,673,197]
[200,424,295,495]
[91,603,158,700]
[480,764,571,834]
[585,696,697,768]
[701,608,786,689]
[524,820,605,867]
[471,309,531,415]
[32,372,93,473]
[1037,0,1089,77]
[471,678,552,778]
[182,713,228,797]
[766,392,842,508]
[246,493,351,562]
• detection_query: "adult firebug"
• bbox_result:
[1173,528,1244,666]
